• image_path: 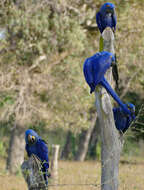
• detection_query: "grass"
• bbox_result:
[0,157,144,190]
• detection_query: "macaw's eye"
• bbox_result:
[28,135,36,144]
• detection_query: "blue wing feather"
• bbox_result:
[25,144,31,157]
[96,12,103,33]
[83,58,95,93]
[37,139,49,169]
[37,139,49,185]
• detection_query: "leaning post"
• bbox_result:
[21,154,47,190]
[95,27,123,190]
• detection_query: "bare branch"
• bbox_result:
[120,68,141,99]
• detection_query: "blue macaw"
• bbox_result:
[96,2,117,34]
[83,51,132,116]
[96,3,119,90]
[113,103,135,133]
[25,129,49,185]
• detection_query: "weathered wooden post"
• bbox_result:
[50,144,60,184]
[95,27,123,190]
[21,154,47,190]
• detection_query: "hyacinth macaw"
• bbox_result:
[25,129,49,185]
[83,51,132,116]
[96,2,117,34]
[96,3,119,89]
[113,103,135,133]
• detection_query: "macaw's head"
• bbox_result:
[100,51,115,66]
[25,129,39,145]
[109,52,115,66]
[126,103,135,114]
[100,2,115,14]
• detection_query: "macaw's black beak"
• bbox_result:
[106,8,114,14]
[28,135,36,144]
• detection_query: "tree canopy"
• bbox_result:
[0,0,144,138]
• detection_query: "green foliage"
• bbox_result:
[123,135,141,156]
[1,0,87,65]
[0,141,6,157]
[0,0,94,131]
[0,95,14,108]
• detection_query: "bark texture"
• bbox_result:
[21,154,47,190]
[95,27,123,190]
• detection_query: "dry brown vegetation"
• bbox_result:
[0,157,144,190]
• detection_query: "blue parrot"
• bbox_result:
[113,103,135,133]
[96,2,117,34]
[25,129,49,185]
[83,51,132,116]
[96,3,119,90]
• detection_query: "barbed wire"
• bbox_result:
[48,183,97,187]
[47,176,117,189]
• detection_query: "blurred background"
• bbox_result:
[0,0,144,189]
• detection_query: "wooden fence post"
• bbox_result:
[21,154,47,190]
[95,27,123,190]
[50,144,60,184]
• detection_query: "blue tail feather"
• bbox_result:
[100,78,131,115]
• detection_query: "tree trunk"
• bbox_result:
[95,27,123,190]
[88,118,100,160]
[75,114,97,161]
[60,130,73,160]
[6,123,25,174]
